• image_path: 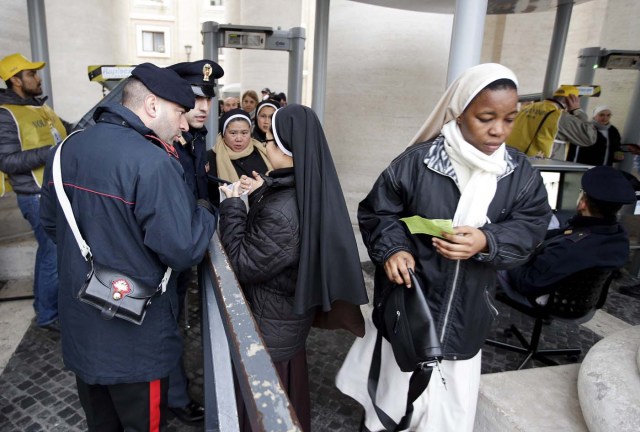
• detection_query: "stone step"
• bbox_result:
[0,193,33,243]
[475,310,632,431]
[582,309,632,338]
[0,278,35,374]
[0,193,37,280]
[0,236,36,280]
[475,364,588,432]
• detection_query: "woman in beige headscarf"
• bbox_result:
[206,109,272,206]
[336,63,551,431]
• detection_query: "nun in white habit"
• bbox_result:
[336,63,552,431]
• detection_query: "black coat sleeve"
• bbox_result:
[358,165,415,266]
[219,197,299,285]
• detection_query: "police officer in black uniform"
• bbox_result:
[165,59,223,424]
[40,63,217,431]
[499,165,636,306]
[168,59,224,201]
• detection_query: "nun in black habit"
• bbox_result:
[218,104,368,431]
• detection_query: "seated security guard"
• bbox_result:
[498,165,636,306]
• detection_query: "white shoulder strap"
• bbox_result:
[52,130,91,260]
[52,131,173,291]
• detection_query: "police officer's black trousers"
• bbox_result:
[76,376,169,432]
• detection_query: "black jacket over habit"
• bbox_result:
[358,137,552,360]
[219,104,368,360]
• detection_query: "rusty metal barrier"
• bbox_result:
[199,232,302,431]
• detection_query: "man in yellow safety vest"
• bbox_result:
[0,52,73,330]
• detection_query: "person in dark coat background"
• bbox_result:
[218,104,368,431]
[166,58,223,425]
[40,63,217,431]
[499,165,636,306]
[567,105,624,166]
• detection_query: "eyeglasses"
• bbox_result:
[226,130,250,138]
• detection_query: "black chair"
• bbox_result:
[485,267,614,370]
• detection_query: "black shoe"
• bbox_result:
[39,320,60,332]
[169,400,204,425]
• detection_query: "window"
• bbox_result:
[136,25,171,58]
[210,0,223,5]
[142,31,165,53]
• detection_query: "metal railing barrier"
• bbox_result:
[199,232,302,431]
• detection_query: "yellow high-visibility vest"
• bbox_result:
[507,100,562,158]
[0,103,67,196]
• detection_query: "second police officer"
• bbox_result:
[166,59,224,425]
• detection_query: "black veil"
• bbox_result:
[272,104,368,314]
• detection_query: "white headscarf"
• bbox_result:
[592,105,611,118]
[409,63,519,228]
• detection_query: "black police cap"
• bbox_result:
[582,166,637,204]
[168,60,224,98]
[131,63,194,110]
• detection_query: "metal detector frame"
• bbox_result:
[201,22,306,149]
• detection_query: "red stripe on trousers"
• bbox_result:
[149,379,161,432]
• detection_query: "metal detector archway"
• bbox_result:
[201,22,306,149]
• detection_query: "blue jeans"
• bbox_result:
[17,193,59,326]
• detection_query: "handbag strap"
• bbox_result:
[52,133,172,293]
[366,329,435,432]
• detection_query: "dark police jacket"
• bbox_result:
[359,137,551,361]
[507,215,629,298]
[40,103,216,385]
[176,126,209,200]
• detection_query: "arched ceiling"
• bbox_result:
[349,0,593,15]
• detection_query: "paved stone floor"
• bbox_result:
[1,266,640,431]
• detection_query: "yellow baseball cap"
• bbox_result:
[553,85,580,98]
[0,53,45,81]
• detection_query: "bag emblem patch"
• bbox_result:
[111,279,131,300]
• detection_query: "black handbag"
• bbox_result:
[77,261,163,325]
[53,132,171,326]
[367,269,443,431]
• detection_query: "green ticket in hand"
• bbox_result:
[400,216,454,238]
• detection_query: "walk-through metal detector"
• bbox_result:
[201,22,306,149]
[573,47,640,173]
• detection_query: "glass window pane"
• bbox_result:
[154,32,165,53]
[142,32,153,52]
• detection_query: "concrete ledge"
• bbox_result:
[578,325,640,432]
[0,279,35,374]
[475,364,588,432]
[0,237,36,280]
[581,309,632,338]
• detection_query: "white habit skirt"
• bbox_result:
[335,307,481,431]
